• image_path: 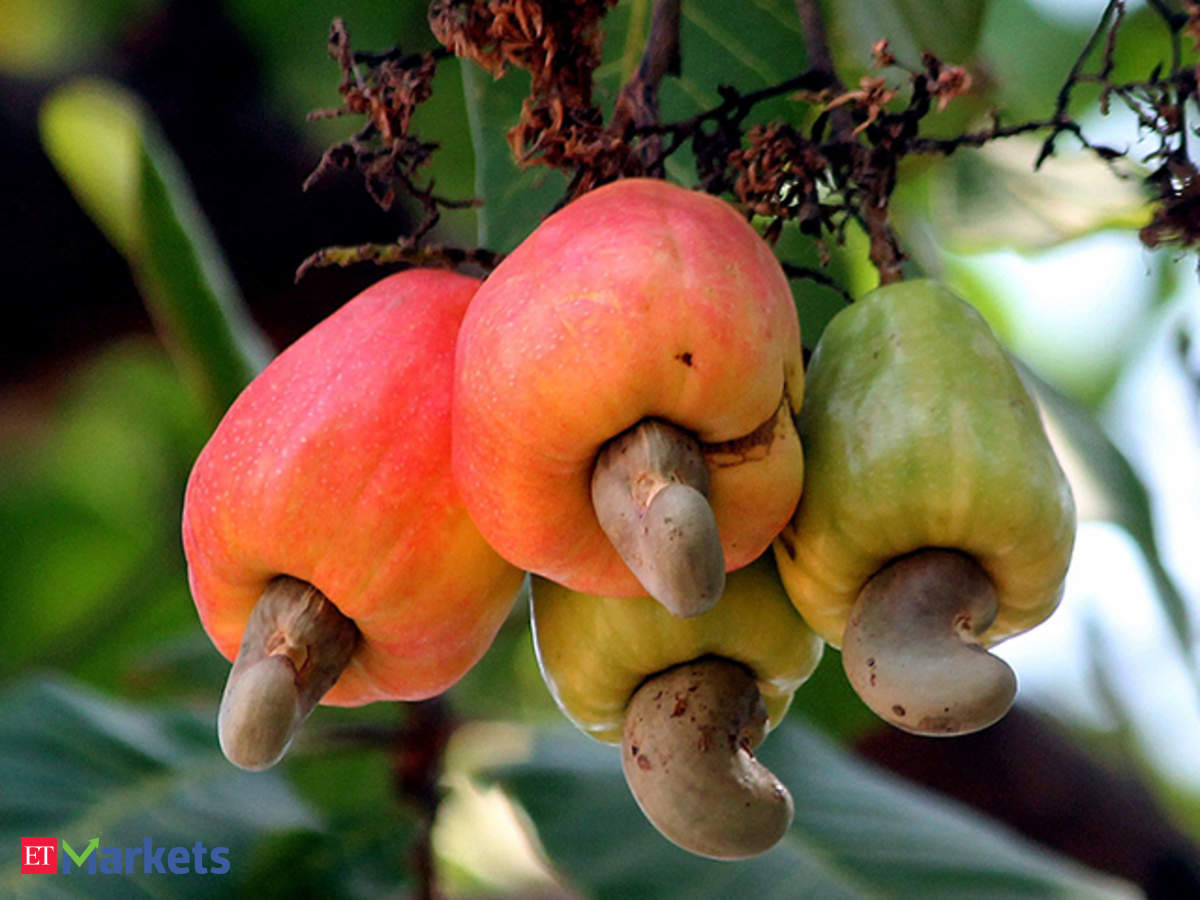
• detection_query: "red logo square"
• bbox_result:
[20,837,57,874]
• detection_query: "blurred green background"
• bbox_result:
[2,0,1199,896]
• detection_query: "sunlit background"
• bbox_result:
[2,0,1198,896]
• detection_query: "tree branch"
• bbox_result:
[392,698,457,900]
[610,0,682,173]
[1036,0,1124,167]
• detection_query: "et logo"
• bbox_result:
[20,837,57,874]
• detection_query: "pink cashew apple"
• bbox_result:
[183,269,524,769]
[453,178,805,617]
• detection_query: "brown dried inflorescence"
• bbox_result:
[728,124,830,234]
[305,20,449,213]
[1141,157,1200,253]
[430,0,634,186]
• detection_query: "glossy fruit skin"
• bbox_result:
[183,270,524,706]
[453,178,805,597]
[773,279,1076,647]
[532,556,823,744]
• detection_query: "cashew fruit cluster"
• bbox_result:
[183,269,524,770]
[183,176,1076,862]
[773,279,1076,736]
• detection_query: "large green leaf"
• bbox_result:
[0,678,318,898]
[40,78,272,419]
[460,61,568,254]
[489,723,1134,898]
[823,0,989,73]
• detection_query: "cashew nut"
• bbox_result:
[621,657,792,859]
[841,549,1016,736]
[591,419,725,617]
[218,576,359,770]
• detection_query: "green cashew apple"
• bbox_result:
[533,556,823,859]
[454,178,805,619]
[183,269,525,770]
[773,279,1075,736]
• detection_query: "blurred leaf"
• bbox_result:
[0,343,204,687]
[977,0,1089,123]
[489,723,1134,899]
[0,677,319,898]
[1021,363,1196,682]
[448,580,566,724]
[40,78,272,418]
[226,1,431,147]
[0,0,156,76]
[236,821,414,900]
[928,138,1150,253]
[785,648,879,740]
[461,61,568,254]
[823,0,989,71]
[243,735,417,900]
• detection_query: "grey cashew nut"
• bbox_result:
[841,549,1016,736]
[218,576,359,770]
[621,657,792,859]
[591,419,726,617]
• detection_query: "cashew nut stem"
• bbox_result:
[218,576,359,770]
[621,658,793,859]
[841,549,1016,736]
[591,419,725,617]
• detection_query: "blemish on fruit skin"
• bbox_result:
[704,400,786,467]
[892,704,906,717]
[675,351,694,367]
[917,715,958,733]
[637,755,652,770]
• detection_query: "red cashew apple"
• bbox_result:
[182,269,524,770]
[453,178,805,617]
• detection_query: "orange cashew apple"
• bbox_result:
[182,269,525,770]
[453,178,805,617]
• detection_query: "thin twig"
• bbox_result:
[1036,0,1124,167]
[794,0,852,139]
[608,0,682,174]
[295,240,503,282]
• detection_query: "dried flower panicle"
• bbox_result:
[305,19,453,216]
[430,0,626,177]
[728,124,830,232]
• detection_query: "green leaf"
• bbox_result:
[461,0,821,253]
[976,0,1089,123]
[823,0,989,71]
[39,78,272,419]
[0,678,319,898]
[489,723,1134,898]
[1019,363,1197,685]
[460,60,568,254]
